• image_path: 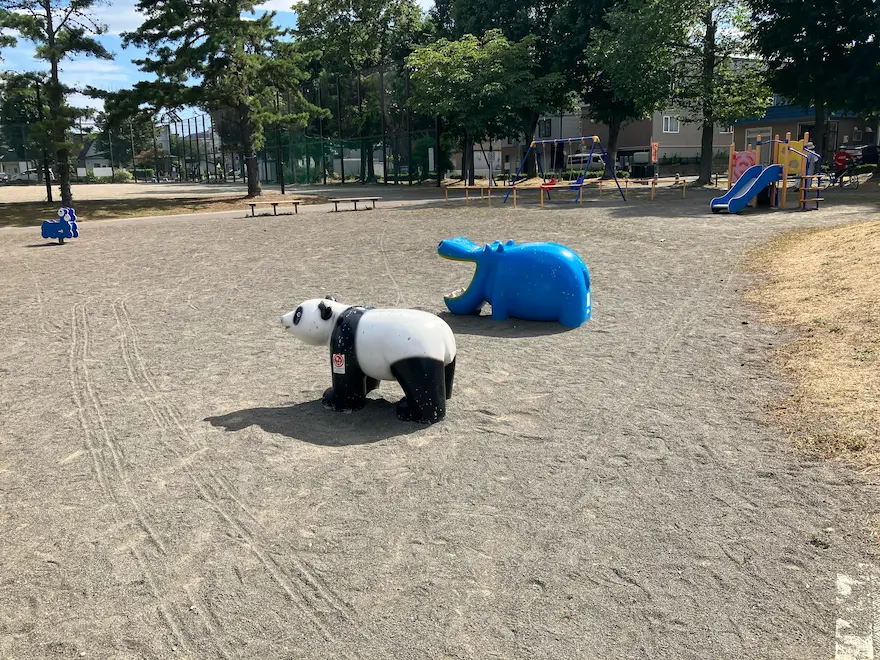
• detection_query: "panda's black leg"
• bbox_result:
[366,377,381,394]
[444,357,456,400]
[390,358,447,424]
[323,365,370,413]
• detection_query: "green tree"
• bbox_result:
[674,3,771,185]
[0,0,113,205]
[553,0,675,173]
[91,113,158,173]
[117,1,322,197]
[293,0,428,182]
[407,30,534,184]
[446,0,572,171]
[747,0,880,160]
[0,71,50,169]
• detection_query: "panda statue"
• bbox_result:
[281,296,457,424]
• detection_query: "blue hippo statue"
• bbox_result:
[437,237,591,328]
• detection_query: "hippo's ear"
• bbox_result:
[318,301,333,320]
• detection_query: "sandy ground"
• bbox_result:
[1,192,879,659]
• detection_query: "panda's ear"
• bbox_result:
[318,300,333,321]
[324,295,336,301]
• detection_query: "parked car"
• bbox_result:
[9,168,55,183]
[0,171,8,183]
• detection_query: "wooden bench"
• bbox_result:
[328,197,381,212]
[246,199,302,217]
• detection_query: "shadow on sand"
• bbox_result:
[437,311,573,338]
[204,396,425,446]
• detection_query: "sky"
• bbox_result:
[1,0,434,117]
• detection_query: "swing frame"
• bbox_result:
[503,136,627,204]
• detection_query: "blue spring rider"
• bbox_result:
[437,237,592,328]
[41,207,78,244]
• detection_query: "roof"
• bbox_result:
[735,104,861,125]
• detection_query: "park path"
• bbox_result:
[0,192,878,659]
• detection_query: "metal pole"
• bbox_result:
[108,128,115,179]
[129,120,138,182]
[318,80,326,185]
[34,81,53,203]
[192,117,202,181]
[175,121,183,181]
[151,117,160,183]
[337,75,344,185]
[380,64,387,185]
[209,113,219,182]
[201,114,210,182]
[276,90,285,194]
[406,69,412,186]
[435,116,442,186]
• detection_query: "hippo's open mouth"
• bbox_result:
[439,256,477,301]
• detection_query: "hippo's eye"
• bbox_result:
[293,307,303,325]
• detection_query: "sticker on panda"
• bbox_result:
[281,296,457,424]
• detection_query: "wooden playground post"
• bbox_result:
[752,137,761,208]
[727,143,735,190]
[513,186,517,208]
[651,178,656,200]
[781,132,790,210]
[540,187,544,209]
[444,186,448,204]
[682,180,687,199]
[465,186,469,206]
[487,186,491,207]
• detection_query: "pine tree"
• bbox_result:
[1,0,113,205]
[120,1,322,197]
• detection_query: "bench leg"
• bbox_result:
[250,206,255,217]
[294,204,298,215]
[273,204,278,215]
[371,200,376,209]
[333,202,338,212]
[353,201,358,211]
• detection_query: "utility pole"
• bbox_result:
[275,90,285,194]
[129,120,138,182]
[34,80,53,203]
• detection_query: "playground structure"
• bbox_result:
[505,136,627,204]
[440,137,695,209]
[711,131,824,214]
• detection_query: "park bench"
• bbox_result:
[246,199,302,217]
[328,196,381,212]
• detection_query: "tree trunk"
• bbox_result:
[240,107,262,197]
[814,98,827,164]
[46,10,71,206]
[696,7,717,186]
[605,116,621,179]
[466,139,475,186]
[524,113,539,177]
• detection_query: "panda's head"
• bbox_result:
[280,295,349,346]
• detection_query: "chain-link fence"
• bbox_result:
[0,61,450,188]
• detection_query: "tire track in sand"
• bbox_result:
[114,300,362,645]
[68,303,193,654]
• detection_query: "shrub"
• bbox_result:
[113,170,134,183]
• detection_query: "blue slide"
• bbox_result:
[711,164,782,214]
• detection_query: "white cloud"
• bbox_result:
[254,0,295,10]
[67,92,105,111]
[91,3,146,36]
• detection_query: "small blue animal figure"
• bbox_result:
[437,237,592,328]
[41,207,78,244]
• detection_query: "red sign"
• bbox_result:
[651,142,659,163]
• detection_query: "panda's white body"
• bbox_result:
[282,298,457,424]
[346,308,456,381]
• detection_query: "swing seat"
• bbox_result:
[569,175,585,191]
[540,178,557,190]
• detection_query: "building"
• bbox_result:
[450,105,734,178]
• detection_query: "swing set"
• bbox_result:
[503,136,628,204]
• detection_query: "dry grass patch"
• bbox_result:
[0,192,327,228]
[747,220,880,468]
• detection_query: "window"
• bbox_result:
[662,116,680,133]
[720,125,734,134]
[853,129,863,143]
[537,118,552,138]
